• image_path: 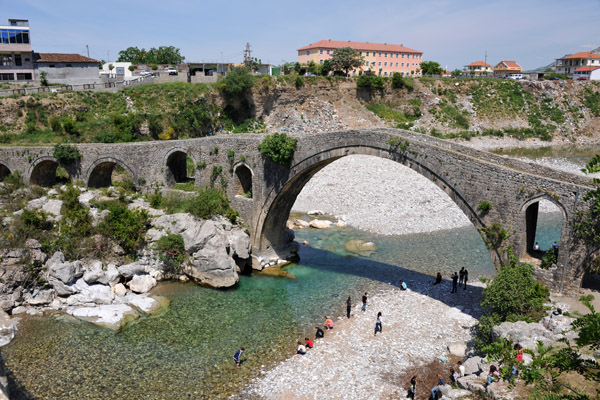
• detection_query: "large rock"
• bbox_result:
[439,384,472,399]
[0,309,17,347]
[344,239,377,254]
[118,262,147,279]
[228,229,251,259]
[48,277,75,297]
[186,231,238,288]
[113,283,127,297]
[486,381,518,400]
[25,289,54,305]
[123,294,170,314]
[541,314,575,335]
[68,279,114,305]
[66,304,140,331]
[457,375,485,393]
[492,320,556,349]
[105,263,120,285]
[46,252,83,284]
[309,219,333,229]
[83,260,108,285]
[462,356,482,375]
[447,342,467,357]
[127,275,157,294]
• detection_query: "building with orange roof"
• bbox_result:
[464,61,492,76]
[555,51,600,76]
[573,66,600,81]
[492,60,522,77]
[297,39,423,77]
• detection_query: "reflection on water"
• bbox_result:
[2,224,496,399]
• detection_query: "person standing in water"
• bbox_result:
[233,347,244,368]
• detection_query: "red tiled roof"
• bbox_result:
[35,53,99,63]
[560,51,600,60]
[297,40,422,54]
[494,60,521,69]
[466,61,491,67]
[575,66,600,72]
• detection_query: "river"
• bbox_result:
[0,215,562,399]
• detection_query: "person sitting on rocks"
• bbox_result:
[407,375,416,399]
[433,272,442,285]
[487,365,500,386]
[431,378,444,399]
[324,316,334,330]
[296,341,306,355]
[315,326,324,339]
[305,337,313,349]
[457,360,465,377]
[400,280,407,290]
[533,242,540,251]
[449,367,458,385]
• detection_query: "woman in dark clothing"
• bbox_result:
[346,296,352,318]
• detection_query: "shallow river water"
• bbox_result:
[1,218,561,399]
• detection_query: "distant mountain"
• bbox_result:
[527,60,557,73]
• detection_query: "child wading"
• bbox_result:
[233,347,244,368]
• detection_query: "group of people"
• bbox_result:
[407,360,466,399]
[433,268,469,292]
[533,241,559,251]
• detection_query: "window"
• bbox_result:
[306,51,309,56]
[384,62,387,66]
[24,57,30,62]
[14,54,21,66]
[326,50,330,55]
[319,49,323,54]
[366,52,369,56]
[402,54,405,58]
[0,73,14,81]
[66,64,72,67]
[385,52,388,57]
[49,64,55,68]
[402,62,404,67]
[378,52,382,57]
[0,55,12,66]
[396,62,398,67]
[365,61,369,66]
[378,62,381,66]
[396,53,399,58]
[320,60,323,64]
[384,72,387,76]
[16,73,32,80]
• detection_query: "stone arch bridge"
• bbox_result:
[0,128,595,292]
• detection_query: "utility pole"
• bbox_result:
[243,43,252,68]
[86,44,89,58]
[484,50,488,65]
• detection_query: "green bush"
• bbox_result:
[540,248,558,269]
[100,202,149,253]
[53,143,81,165]
[220,67,255,99]
[163,187,238,223]
[478,200,492,214]
[295,75,304,88]
[391,73,415,91]
[258,132,298,167]
[357,74,385,91]
[155,234,186,272]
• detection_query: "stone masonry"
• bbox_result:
[0,128,594,291]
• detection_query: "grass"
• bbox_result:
[366,103,421,127]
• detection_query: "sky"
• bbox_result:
[4,0,600,71]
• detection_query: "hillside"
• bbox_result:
[0,77,599,146]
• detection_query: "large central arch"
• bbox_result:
[254,145,484,256]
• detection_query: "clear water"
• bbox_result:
[534,212,563,251]
[0,224,500,399]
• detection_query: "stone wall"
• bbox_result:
[0,128,593,291]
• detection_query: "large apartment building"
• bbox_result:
[297,40,423,76]
[555,51,600,76]
[0,19,34,81]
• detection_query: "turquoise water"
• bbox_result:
[2,225,497,399]
[534,212,563,251]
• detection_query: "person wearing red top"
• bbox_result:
[305,337,313,349]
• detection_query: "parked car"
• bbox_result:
[577,76,589,81]
[165,67,178,76]
[507,73,523,80]
[140,70,154,77]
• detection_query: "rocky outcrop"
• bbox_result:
[186,230,238,288]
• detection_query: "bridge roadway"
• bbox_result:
[0,128,594,292]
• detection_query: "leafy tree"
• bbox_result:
[100,202,149,253]
[294,62,302,74]
[117,46,185,64]
[391,73,415,91]
[420,61,444,75]
[258,132,298,167]
[307,60,317,74]
[451,69,463,77]
[330,47,364,76]
[357,74,385,91]
[53,143,81,165]
[220,67,255,100]
[572,295,600,351]
[320,59,333,76]
[155,234,186,272]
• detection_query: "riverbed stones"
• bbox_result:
[113,283,127,297]
[457,375,485,393]
[462,356,482,375]
[344,239,377,254]
[105,263,120,285]
[48,277,75,297]
[309,219,333,229]
[83,260,108,285]
[118,261,147,279]
[25,289,54,305]
[66,304,139,331]
[127,274,157,294]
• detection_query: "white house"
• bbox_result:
[100,62,133,79]
[573,66,600,81]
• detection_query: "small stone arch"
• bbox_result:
[521,195,568,255]
[29,157,60,187]
[87,157,136,188]
[164,148,190,185]
[0,162,11,181]
[233,163,253,198]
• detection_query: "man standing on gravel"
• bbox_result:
[451,272,458,293]
[459,267,465,285]
[361,292,368,312]
[463,269,469,290]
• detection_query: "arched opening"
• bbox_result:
[0,164,11,181]
[257,152,495,282]
[165,151,190,185]
[525,198,563,259]
[234,164,253,198]
[30,159,60,187]
[88,160,135,189]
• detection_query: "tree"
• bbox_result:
[220,67,255,99]
[330,47,364,76]
[320,59,333,76]
[307,60,317,75]
[117,46,185,64]
[258,133,298,167]
[420,61,444,75]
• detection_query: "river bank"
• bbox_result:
[237,273,484,400]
